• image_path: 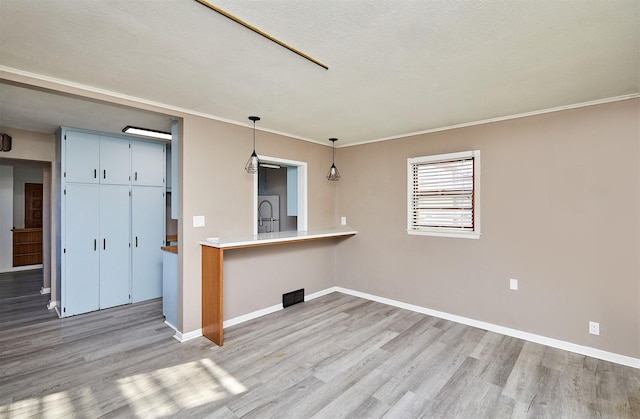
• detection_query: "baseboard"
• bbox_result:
[224,303,283,329]
[47,300,57,310]
[306,287,339,301]
[0,264,44,273]
[40,287,51,295]
[164,320,178,332]
[221,288,339,330]
[334,287,640,369]
[173,328,202,343]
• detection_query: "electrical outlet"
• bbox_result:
[589,321,600,336]
[341,216,347,226]
[509,278,518,290]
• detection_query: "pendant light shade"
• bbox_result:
[326,138,341,181]
[245,116,260,174]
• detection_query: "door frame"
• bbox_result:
[253,155,307,235]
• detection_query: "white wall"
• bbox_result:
[12,166,43,228]
[0,165,15,271]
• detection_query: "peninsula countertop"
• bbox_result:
[199,228,357,250]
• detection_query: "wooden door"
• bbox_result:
[24,183,43,228]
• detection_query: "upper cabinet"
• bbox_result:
[99,136,131,185]
[132,140,165,187]
[64,131,131,185]
[64,131,100,183]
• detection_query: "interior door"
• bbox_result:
[99,184,131,309]
[24,183,43,228]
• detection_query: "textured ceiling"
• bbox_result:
[0,0,638,146]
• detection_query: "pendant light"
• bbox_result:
[326,138,341,181]
[245,116,260,174]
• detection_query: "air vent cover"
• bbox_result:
[283,289,304,308]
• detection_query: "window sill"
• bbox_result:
[406,229,480,240]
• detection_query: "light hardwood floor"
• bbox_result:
[1,269,638,418]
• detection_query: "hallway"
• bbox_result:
[0,269,56,331]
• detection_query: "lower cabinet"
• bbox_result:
[63,183,100,316]
[132,186,165,303]
[99,185,131,309]
[61,183,164,317]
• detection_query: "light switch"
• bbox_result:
[341,217,347,226]
[193,215,205,227]
[510,278,518,290]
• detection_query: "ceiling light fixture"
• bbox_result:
[194,0,328,70]
[326,138,341,181]
[245,116,260,174]
[123,126,172,141]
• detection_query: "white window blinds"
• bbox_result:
[408,150,480,237]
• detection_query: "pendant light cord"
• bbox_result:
[330,138,338,165]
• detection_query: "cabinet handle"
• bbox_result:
[94,239,97,251]
[135,171,138,181]
[135,236,138,247]
[103,238,106,250]
[103,169,106,179]
[94,169,97,179]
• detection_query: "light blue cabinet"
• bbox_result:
[99,136,131,185]
[64,131,131,185]
[165,145,171,192]
[132,140,165,187]
[57,127,165,318]
[132,186,165,302]
[63,183,100,316]
[162,250,178,328]
[64,131,100,183]
[99,184,131,309]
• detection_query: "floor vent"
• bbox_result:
[283,289,304,308]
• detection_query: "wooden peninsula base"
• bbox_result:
[200,229,356,346]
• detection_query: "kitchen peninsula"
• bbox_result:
[200,229,357,346]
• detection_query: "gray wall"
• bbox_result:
[180,116,337,333]
[335,98,640,358]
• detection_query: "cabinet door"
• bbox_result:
[131,140,165,187]
[63,183,100,316]
[132,186,164,302]
[64,131,99,184]
[162,251,178,327]
[100,136,131,185]
[99,185,131,309]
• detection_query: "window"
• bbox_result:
[407,150,480,239]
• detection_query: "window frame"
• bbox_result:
[407,150,481,239]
